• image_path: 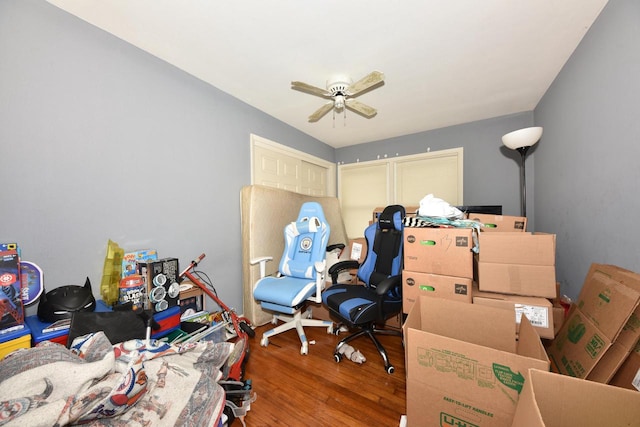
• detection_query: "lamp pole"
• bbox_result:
[516,146,531,217]
[502,126,542,219]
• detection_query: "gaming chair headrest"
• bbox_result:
[378,205,405,230]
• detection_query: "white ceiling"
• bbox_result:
[46,0,608,148]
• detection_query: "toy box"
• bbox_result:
[0,250,24,330]
[122,249,158,278]
[0,323,31,360]
[138,257,180,313]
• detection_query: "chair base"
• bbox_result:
[260,308,333,355]
[334,322,402,374]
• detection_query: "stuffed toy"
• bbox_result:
[338,344,366,364]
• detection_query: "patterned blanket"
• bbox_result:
[0,332,233,426]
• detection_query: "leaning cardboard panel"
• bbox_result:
[585,264,640,382]
[511,368,640,427]
[609,339,640,390]
[404,296,549,427]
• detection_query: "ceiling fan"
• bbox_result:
[291,71,385,123]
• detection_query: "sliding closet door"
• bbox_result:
[338,148,463,237]
[251,133,335,196]
[339,162,390,237]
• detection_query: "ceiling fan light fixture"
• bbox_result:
[292,71,385,123]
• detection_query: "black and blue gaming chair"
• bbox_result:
[322,205,405,373]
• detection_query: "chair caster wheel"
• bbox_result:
[301,343,308,355]
[334,352,343,363]
[260,336,269,347]
[327,325,334,334]
[386,365,395,374]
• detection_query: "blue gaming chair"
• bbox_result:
[322,205,405,373]
[252,202,334,355]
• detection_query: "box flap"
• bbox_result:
[517,316,550,362]
[416,296,516,352]
[512,368,640,427]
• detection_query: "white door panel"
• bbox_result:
[338,148,463,237]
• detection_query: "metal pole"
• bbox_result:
[517,146,531,217]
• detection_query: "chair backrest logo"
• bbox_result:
[299,237,313,251]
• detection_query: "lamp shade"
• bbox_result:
[502,127,543,150]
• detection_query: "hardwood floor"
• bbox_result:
[241,322,406,426]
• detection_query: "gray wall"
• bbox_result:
[0,0,333,315]
[534,0,640,300]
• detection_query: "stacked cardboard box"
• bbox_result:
[467,218,559,339]
[402,226,475,313]
[473,284,555,339]
[404,296,550,427]
[547,263,640,384]
[468,213,527,233]
[475,232,557,298]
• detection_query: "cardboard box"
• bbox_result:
[547,305,612,378]
[473,288,554,339]
[403,227,474,278]
[476,262,557,298]
[548,265,640,380]
[404,296,549,427]
[402,270,472,313]
[511,368,640,427]
[477,232,556,266]
[579,264,640,383]
[475,232,556,298]
[468,213,527,233]
[574,265,640,342]
[609,339,640,390]
[586,340,634,383]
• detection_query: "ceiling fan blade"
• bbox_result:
[308,101,334,122]
[345,99,377,118]
[291,81,330,98]
[347,71,385,96]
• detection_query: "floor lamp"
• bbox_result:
[502,127,543,217]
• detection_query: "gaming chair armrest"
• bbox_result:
[374,274,402,297]
[328,260,361,284]
[249,256,273,282]
[374,274,402,319]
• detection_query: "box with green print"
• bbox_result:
[404,296,549,427]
